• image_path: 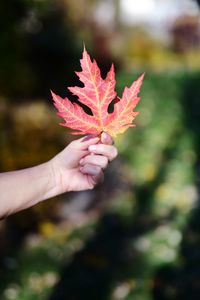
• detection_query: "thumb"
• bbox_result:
[100,132,114,145]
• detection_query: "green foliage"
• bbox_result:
[1,70,200,300]
[121,29,200,72]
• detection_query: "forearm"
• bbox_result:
[0,162,55,218]
[0,134,117,218]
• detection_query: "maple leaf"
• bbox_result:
[51,47,144,137]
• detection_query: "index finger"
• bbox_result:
[88,144,118,161]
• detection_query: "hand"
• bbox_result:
[50,132,118,193]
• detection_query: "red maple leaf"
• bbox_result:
[51,47,144,137]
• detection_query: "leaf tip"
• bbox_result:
[110,63,115,71]
[140,73,145,81]
[83,45,89,57]
[50,90,57,101]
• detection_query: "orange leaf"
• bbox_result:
[51,47,144,137]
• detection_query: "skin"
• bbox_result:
[0,132,118,219]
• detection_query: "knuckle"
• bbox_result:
[84,155,92,164]
[69,140,77,148]
[102,157,109,168]
[112,147,118,159]
[88,183,94,190]
[70,140,76,145]
[95,165,102,174]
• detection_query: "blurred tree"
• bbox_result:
[0,0,30,97]
[0,0,81,100]
[26,0,81,99]
[62,0,121,77]
[171,15,200,53]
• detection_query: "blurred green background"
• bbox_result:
[0,0,200,299]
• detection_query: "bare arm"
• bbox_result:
[0,162,55,218]
[0,133,117,218]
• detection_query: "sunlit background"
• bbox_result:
[0,0,200,299]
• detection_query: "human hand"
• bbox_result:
[49,132,118,194]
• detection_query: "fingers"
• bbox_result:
[69,136,100,151]
[79,132,116,187]
[80,155,109,170]
[69,132,113,152]
[80,164,104,186]
[88,144,118,162]
[91,172,104,186]
[80,164,102,176]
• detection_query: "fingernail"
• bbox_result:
[82,135,97,142]
[101,132,107,140]
[89,145,97,152]
[101,132,112,144]
[79,158,84,165]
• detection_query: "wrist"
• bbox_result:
[47,157,71,197]
[39,160,60,200]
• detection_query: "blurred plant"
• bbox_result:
[171,15,200,53]
[0,0,81,99]
[0,1,200,298]
[0,70,199,300]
